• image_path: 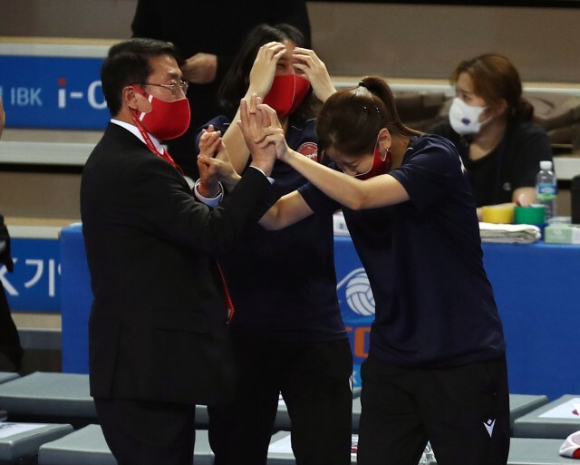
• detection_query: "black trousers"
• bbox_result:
[357,354,510,465]
[209,333,353,465]
[94,398,196,465]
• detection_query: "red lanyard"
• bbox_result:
[130,113,235,322]
[216,264,235,324]
[130,112,184,174]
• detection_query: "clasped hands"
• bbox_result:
[237,94,289,164]
[196,126,239,197]
[197,95,287,196]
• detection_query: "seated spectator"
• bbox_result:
[429,53,553,219]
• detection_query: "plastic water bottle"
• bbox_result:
[536,160,557,220]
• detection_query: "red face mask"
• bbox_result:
[263,74,311,117]
[131,86,191,141]
[355,140,392,180]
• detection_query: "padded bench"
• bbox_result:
[506,438,578,465]
[0,372,224,430]
[0,372,95,428]
[0,423,73,465]
[37,425,214,465]
[514,395,580,439]
[0,374,19,386]
[510,394,550,428]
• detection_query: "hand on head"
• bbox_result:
[247,42,286,99]
[292,47,335,103]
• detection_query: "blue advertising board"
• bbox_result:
[0,55,108,130]
[1,237,61,312]
[334,236,373,388]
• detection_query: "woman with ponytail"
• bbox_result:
[234,75,510,465]
[430,53,553,218]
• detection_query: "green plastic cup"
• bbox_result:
[514,205,546,225]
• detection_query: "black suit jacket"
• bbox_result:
[81,123,271,406]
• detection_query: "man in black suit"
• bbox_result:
[81,38,274,465]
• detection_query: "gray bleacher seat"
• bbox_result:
[195,405,209,427]
[0,372,221,430]
[0,372,95,428]
[507,438,577,465]
[352,396,362,432]
[0,423,73,464]
[37,425,214,465]
[514,395,580,439]
[510,394,550,428]
[0,373,19,386]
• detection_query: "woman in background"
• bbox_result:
[430,53,552,219]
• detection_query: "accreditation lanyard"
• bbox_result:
[130,114,235,323]
[216,264,235,324]
[130,112,183,175]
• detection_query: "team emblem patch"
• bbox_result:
[297,142,318,162]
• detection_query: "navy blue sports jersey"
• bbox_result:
[301,134,505,367]
[196,116,347,342]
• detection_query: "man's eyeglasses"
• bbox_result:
[142,80,189,96]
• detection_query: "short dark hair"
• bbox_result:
[218,23,313,119]
[101,38,182,116]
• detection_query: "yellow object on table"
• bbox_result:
[481,205,514,224]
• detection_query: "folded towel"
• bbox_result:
[560,430,580,459]
[479,222,541,244]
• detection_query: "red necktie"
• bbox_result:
[129,117,234,321]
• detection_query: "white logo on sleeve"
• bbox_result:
[484,419,496,437]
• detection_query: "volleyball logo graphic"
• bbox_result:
[344,268,375,316]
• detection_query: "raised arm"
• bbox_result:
[259,190,314,230]
[280,150,409,210]
[239,98,409,210]
[292,48,336,103]
[222,42,286,174]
